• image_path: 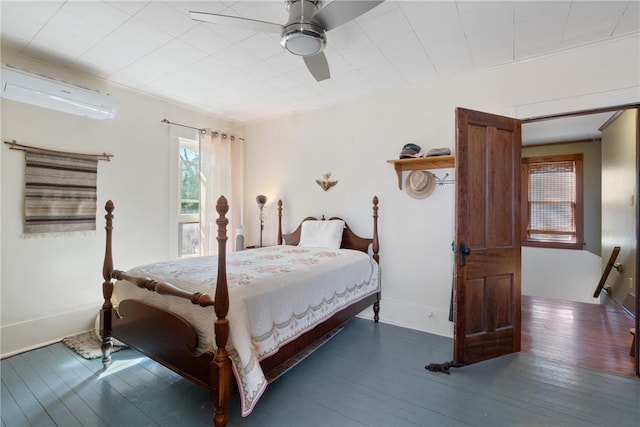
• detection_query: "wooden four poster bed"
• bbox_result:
[100,196,380,427]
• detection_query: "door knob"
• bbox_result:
[459,242,471,266]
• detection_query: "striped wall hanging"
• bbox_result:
[24,151,99,234]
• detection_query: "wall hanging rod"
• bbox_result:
[4,140,113,161]
[161,119,244,141]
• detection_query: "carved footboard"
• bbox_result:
[100,196,233,427]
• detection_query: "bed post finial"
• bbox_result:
[215,196,229,318]
[213,195,232,427]
[371,196,381,323]
[101,200,115,366]
[103,200,114,285]
[277,199,283,245]
[372,196,379,264]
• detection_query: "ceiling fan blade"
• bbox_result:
[312,1,385,31]
[189,11,282,34]
[304,53,330,81]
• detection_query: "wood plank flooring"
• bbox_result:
[521,295,636,377]
[2,317,639,426]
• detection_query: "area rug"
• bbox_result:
[62,329,127,360]
[265,326,343,383]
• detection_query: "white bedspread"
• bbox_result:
[113,245,380,416]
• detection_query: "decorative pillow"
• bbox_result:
[298,219,345,249]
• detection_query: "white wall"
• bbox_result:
[243,35,640,338]
[0,52,243,357]
[2,34,638,355]
[522,247,602,303]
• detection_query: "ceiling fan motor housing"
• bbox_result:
[281,0,327,56]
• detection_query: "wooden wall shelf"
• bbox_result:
[387,155,455,189]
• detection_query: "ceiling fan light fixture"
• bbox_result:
[281,23,326,56]
[190,0,386,81]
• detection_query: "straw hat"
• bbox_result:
[406,170,436,199]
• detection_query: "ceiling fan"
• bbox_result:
[190,0,385,82]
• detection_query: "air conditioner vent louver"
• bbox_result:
[1,65,119,120]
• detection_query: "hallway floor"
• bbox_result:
[522,295,636,377]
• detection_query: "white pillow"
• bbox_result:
[298,219,345,249]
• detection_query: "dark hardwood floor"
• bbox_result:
[522,295,636,377]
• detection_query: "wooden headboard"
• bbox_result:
[276,196,379,263]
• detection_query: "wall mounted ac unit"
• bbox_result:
[1,64,119,120]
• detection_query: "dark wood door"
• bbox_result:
[454,107,522,364]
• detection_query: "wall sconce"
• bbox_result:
[316,173,338,191]
[256,195,267,247]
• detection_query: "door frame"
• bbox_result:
[522,102,640,377]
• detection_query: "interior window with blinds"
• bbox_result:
[522,153,584,249]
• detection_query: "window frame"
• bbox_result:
[178,137,200,258]
[521,153,585,250]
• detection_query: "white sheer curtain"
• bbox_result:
[199,131,233,255]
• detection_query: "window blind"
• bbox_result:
[528,160,576,239]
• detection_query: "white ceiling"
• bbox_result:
[1,0,638,127]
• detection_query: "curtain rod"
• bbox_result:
[161,118,207,134]
[4,140,113,161]
[161,119,244,141]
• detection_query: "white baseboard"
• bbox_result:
[3,299,453,359]
[357,297,454,338]
[1,306,97,359]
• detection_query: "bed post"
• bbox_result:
[211,196,232,427]
[100,200,115,366]
[372,196,379,264]
[372,196,380,322]
[277,199,283,245]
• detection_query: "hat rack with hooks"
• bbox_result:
[435,172,455,186]
[386,155,455,190]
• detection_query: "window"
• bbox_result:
[521,153,584,249]
[179,138,200,257]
